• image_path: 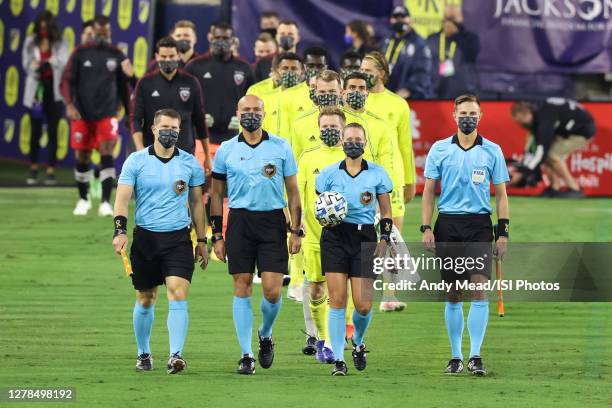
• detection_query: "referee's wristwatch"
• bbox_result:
[211,235,224,244]
[420,225,432,233]
[289,226,305,237]
[197,237,207,244]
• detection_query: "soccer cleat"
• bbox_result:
[287,285,303,302]
[26,170,38,185]
[558,189,585,199]
[98,201,114,217]
[73,199,91,216]
[258,334,275,369]
[445,358,464,375]
[135,353,153,371]
[237,354,256,375]
[315,340,335,364]
[351,342,367,371]
[379,301,406,312]
[43,174,57,186]
[539,187,559,198]
[331,360,348,376]
[302,335,317,355]
[166,353,186,374]
[467,357,486,376]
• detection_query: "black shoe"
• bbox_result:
[331,360,348,376]
[302,335,317,355]
[558,189,585,198]
[445,358,464,374]
[467,356,486,376]
[351,342,367,371]
[166,353,186,374]
[258,334,275,369]
[43,174,57,186]
[539,187,559,197]
[26,170,38,185]
[237,354,256,375]
[135,353,153,371]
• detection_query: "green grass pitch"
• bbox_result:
[1,188,611,407]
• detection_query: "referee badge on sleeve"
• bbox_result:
[471,169,486,185]
[360,191,374,206]
[174,180,187,195]
[263,163,277,178]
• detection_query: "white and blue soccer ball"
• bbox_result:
[315,191,348,227]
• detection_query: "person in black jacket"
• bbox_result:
[130,37,211,171]
[185,22,255,147]
[511,99,596,198]
[427,5,480,99]
[60,14,131,217]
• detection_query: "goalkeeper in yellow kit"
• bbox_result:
[297,106,347,363]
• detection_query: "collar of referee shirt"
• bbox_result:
[149,145,179,163]
[238,130,270,148]
[452,134,483,152]
[339,159,368,178]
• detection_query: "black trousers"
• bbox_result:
[29,79,64,167]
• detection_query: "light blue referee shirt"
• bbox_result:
[424,134,509,215]
[212,131,297,211]
[316,160,393,225]
[118,146,205,232]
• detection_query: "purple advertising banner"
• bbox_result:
[463,0,612,74]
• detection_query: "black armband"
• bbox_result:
[380,218,393,242]
[496,219,509,239]
[114,215,127,237]
[210,215,223,235]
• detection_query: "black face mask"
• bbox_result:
[211,38,232,56]
[305,68,320,82]
[240,112,263,132]
[458,116,478,135]
[391,22,408,33]
[309,88,316,103]
[343,141,365,159]
[315,93,339,107]
[158,60,179,74]
[278,36,294,51]
[261,28,277,38]
[158,129,179,148]
[320,128,341,147]
[176,39,191,53]
[95,35,110,47]
[346,91,367,110]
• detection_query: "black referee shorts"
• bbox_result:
[130,226,194,291]
[320,222,377,279]
[225,208,288,275]
[433,213,493,283]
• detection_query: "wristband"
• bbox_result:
[113,215,127,237]
[497,219,509,239]
[210,215,223,235]
[197,237,207,244]
[380,218,393,242]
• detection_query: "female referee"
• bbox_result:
[315,122,393,376]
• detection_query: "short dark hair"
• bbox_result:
[278,19,298,27]
[211,21,233,33]
[82,19,94,30]
[261,11,279,19]
[344,122,366,138]
[155,36,178,53]
[276,52,302,66]
[343,71,368,89]
[303,46,328,60]
[340,50,362,65]
[154,109,181,125]
[511,101,532,116]
[454,93,481,110]
[318,106,346,125]
[93,15,110,26]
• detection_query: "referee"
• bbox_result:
[131,36,211,171]
[421,94,509,376]
[315,122,393,376]
[210,95,302,375]
[112,109,208,374]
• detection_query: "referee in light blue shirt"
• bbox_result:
[315,122,393,376]
[209,95,303,375]
[113,109,208,374]
[421,94,510,377]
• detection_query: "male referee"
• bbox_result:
[113,109,208,374]
[210,95,302,375]
[422,94,509,376]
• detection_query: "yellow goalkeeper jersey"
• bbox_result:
[365,88,416,185]
[297,144,345,247]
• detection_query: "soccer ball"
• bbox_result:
[315,191,348,227]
